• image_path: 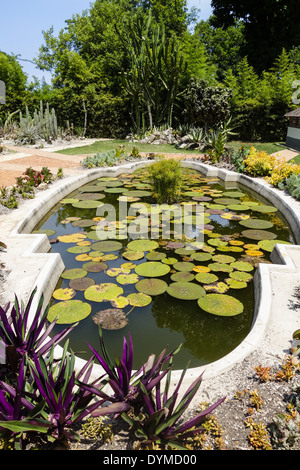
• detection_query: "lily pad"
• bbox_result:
[91,240,123,252]
[146,251,166,261]
[52,288,76,301]
[106,267,131,277]
[241,229,277,241]
[204,282,229,293]
[191,253,212,262]
[161,257,178,265]
[252,205,278,213]
[69,277,96,291]
[230,261,254,272]
[110,296,130,309]
[208,263,233,273]
[135,278,168,296]
[225,278,247,289]
[167,282,206,300]
[72,200,104,209]
[48,300,91,324]
[227,204,250,211]
[239,218,274,229]
[67,245,91,254]
[33,229,56,236]
[127,292,152,307]
[72,219,96,227]
[61,268,88,280]
[123,250,145,261]
[127,239,159,252]
[195,272,218,284]
[58,233,86,243]
[197,294,244,317]
[84,283,124,302]
[212,254,236,264]
[92,308,128,330]
[173,261,195,272]
[222,191,245,198]
[82,261,108,272]
[116,273,139,285]
[257,239,290,252]
[135,262,170,277]
[170,271,195,282]
[229,271,253,282]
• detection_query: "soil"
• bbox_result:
[1,139,300,452]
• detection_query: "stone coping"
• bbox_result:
[5,160,300,382]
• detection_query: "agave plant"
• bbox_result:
[0,288,75,371]
[27,343,105,443]
[82,327,179,416]
[122,364,226,450]
[0,356,49,449]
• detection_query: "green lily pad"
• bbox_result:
[123,250,145,261]
[82,261,108,272]
[84,283,124,302]
[214,198,242,205]
[72,219,96,227]
[106,267,131,277]
[227,204,250,211]
[208,263,233,273]
[173,261,195,272]
[191,253,212,262]
[116,273,139,285]
[241,229,277,241]
[110,296,130,309]
[146,251,166,261]
[60,198,80,204]
[127,292,152,307]
[135,278,168,296]
[257,239,290,252]
[135,262,170,277]
[162,257,178,265]
[33,229,56,236]
[222,191,245,198]
[48,300,91,324]
[171,271,195,282]
[167,282,206,300]
[126,190,152,197]
[197,294,244,317]
[230,261,254,272]
[52,288,76,300]
[127,239,159,252]
[225,278,247,289]
[67,245,91,254]
[76,193,105,200]
[61,268,88,280]
[239,218,274,229]
[252,205,278,213]
[229,271,253,282]
[195,272,218,284]
[211,254,236,264]
[92,308,128,330]
[69,277,96,291]
[72,200,104,209]
[91,240,123,252]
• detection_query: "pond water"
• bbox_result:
[33,167,294,369]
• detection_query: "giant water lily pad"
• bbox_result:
[127,239,159,252]
[107,267,131,277]
[110,296,130,308]
[257,239,290,252]
[239,218,273,229]
[92,309,128,330]
[208,263,233,273]
[195,272,218,284]
[126,190,152,197]
[212,254,236,264]
[91,240,123,252]
[241,229,277,241]
[252,205,278,213]
[204,282,229,293]
[61,268,88,280]
[127,292,152,307]
[72,219,95,227]
[77,192,105,200]
[225,278,247,289]
[135,262,170,277]
[230,261,254,272]
[123,250,145,261]
[116,273,139,285]
[84,283,124,302]
[69,277,95,291]
[173,261,195,272]
[229,271,253,282]
[52,288,76,300]
[170,271,195,282]
[222,191,245,198]
[58,233,86,243]
[33,229,56,236]
[82,261,108,272]
[191,253,212,262]
[72,200,104,209]
[167,282,206,300]
[146,251,166,261]
[48,300,91,324]
[135,278,168,296]
[67,245,91,254]
[197,294,244,316]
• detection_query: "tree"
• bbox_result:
[211,0,300,71]
[0,52,27,120]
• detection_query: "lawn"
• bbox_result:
[56,138,287,157]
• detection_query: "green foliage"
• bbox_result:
[15,102,58,144]
[279,173,300,200]
[148,158,182,203]
[81,145,141,168]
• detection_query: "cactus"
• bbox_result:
[15,101,59,144]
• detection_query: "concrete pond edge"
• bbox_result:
[4,159,300,383]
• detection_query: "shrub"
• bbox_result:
[148,158,182,204]
[267,159,300,187]
[243,147,277,177]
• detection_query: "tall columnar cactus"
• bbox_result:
[17,101,58,143]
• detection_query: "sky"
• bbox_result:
[0,0,212,83]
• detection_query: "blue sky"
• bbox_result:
[0,0,212,83]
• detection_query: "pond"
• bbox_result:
[33,166,294,369]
